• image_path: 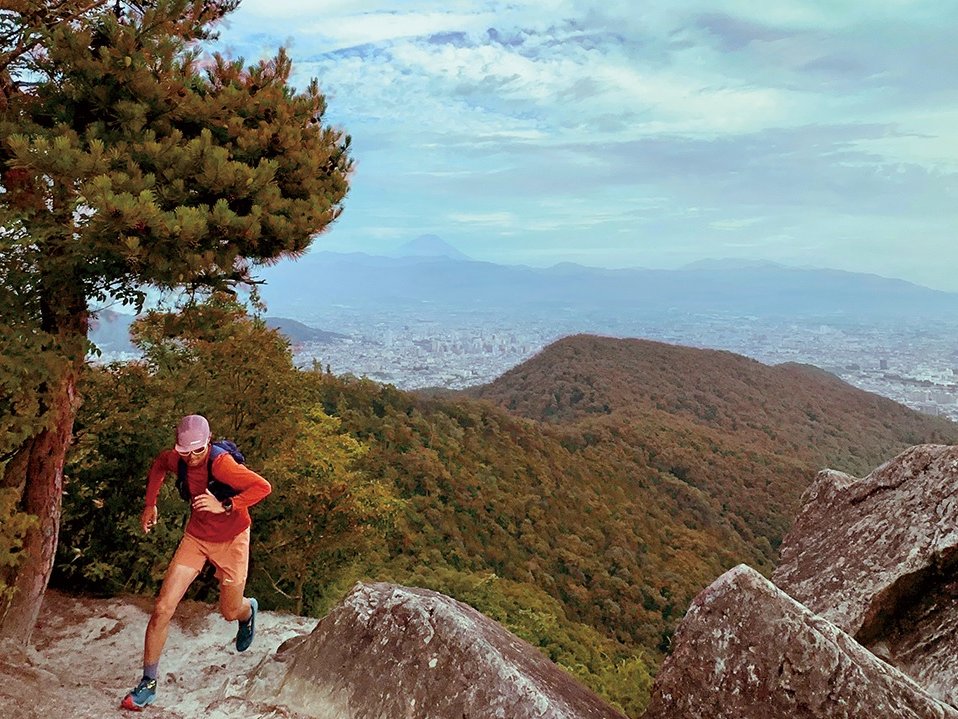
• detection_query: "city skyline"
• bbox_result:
[214,1,958,291]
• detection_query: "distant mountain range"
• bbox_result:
[262,317,348,344]
[88,310,342,354]
[90,243,958,354]
[255,248,958,320]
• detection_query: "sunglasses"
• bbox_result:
[176,445,208,458]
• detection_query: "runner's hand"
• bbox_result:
[141,505,158,534]
[192,489,227,514]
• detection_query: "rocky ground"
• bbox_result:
[0,590,318,718]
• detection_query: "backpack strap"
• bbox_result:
[175,458,190,500]
[206,443,239,501]
[206,443,227,484]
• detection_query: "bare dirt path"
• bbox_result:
[0,590,317,719]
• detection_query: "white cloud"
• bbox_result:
[447,212,516,225]
[710,217,766,231]
[300,11,494,49]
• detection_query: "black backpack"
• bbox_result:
[176,440,244,502]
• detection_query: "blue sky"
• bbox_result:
[214,1,958,290]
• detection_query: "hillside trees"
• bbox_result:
[304,372,761,652]
[258,405,402,616]
[57,298,400,604]
[56,296,305,600]
[130,295,302,464]
[0,0,351,642]
[52,332,958,716]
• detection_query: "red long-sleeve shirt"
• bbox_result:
[145,449,271,542]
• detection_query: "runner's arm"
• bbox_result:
[144,450,178,508]
[141,451,177,533]
[211,454,272,511]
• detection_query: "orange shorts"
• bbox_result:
[169,528,250,588]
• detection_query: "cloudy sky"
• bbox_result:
[214,1,958,290]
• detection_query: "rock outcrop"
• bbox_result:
[644,443,958,717]
[245,582,627,719]
[773,444,958,705]
[642,564,958,719]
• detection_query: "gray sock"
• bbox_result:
[143,663,159,681]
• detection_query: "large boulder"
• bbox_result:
[643,564,958,719]
[773,444,958,704]
[245,582,627,719]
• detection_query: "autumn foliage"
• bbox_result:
[54,325,958,717]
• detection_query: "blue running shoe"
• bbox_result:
[121,676,156,711]
[236,597,257,652]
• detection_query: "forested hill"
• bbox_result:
[460,336,958,597]
[319,336,957,674]
[468,334,958,478]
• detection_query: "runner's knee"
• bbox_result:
[152,597,178,623]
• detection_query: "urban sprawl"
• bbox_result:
[279,306,958,422]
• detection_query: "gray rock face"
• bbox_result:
[773,444,958,705]
[245,582,626,719]
[642,565,958,719]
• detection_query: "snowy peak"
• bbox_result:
[393,234,471,261]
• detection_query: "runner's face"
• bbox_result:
[179,445,209,466]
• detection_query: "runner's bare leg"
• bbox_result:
[144,563,200,666]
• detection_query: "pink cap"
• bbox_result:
[175,414,211,453]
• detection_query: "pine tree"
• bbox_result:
[0,0,352,642]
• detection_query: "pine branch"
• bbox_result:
[0,0,109,75]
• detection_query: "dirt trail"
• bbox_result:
[0,590,317,718]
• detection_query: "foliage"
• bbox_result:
[0,0,352,639]
[130,294,302,463]
[306,372,763,656]
[0,487,37,605]
[1,3,240,77]
[55,329,958,715]
[2,0,351,312]
[0,323,69,462]
[594,656,655,719]
[255,405,401,615]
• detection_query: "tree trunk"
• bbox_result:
[0,359,81,644]
[0,270,86,645]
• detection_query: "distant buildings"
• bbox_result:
[94,304,958,423]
